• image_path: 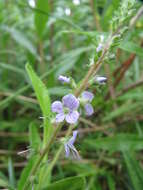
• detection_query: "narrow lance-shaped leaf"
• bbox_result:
[26,63,53,146]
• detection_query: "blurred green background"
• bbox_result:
[0,0,143,189]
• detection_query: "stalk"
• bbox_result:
[23,25,123,190]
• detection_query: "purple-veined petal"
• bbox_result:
[58,75,70,83]
[82,91,94,102]
[64,143,70,157]
[70,147,81,160]
[55,113,65,123]
[65,111,79,124]
[84,103,94,116]
[62,94,79,110]
[68,130,78,145]
[51,101,63,113]
[68,143,80,160]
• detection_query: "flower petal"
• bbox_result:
[68,130,78,145]
[55,113,65,123]
[70,147,81,160]
[62,94,79,110]
[64,143,70,157]
[51,101,63,113]
[58,75,70,83]
[84,103,94,116]
[95,76,107,84]
[96,43,103,52]
[82,91,94,102]
[65,111,79,124]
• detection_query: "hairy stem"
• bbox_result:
[23,28,119,190]
[23,124,62,190]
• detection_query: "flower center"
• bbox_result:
[64,107,70,114]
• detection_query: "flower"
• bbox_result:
[51,94,79,124]
[96,43,103,52]
[81,91,94,116]
[95,76,107,84]
[96,35,104,52]
[64,130,80,159]
[58,75,70,84]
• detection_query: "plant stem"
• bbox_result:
[23,124,62,190]
[46,125,74,174]
[23,29,117,190]
[74,35,112,97]
[44,35,116,178]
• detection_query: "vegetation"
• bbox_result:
[0,0,143,189]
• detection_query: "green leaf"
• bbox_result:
[29,121,41,151]
[55,45,94,77]
[103,102,142,121]
[84,134,143,152]
[18,156,37,190]
[119,41,143,58]
[123,151,143,190]
[26,63,52,145]
[1,26,39,60]
[0,178,10,189]
[35,0,49,38]
[8,157,16,188]
[107,173,116,190]
[43,176,85,190]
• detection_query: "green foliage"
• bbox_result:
[0,0,143,189]
[26,63,52,146]
[29,121,41,151]
[119,41,143,58]
[123,151,143,190]
[18,156,38,190]
[2,26,39,59]
[43,176,85,190]
[84,134,143,152]
[35,0,49,38]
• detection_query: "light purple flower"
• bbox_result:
[96,43,103,52]
[84,103,94,116]
[81,91,94,116]
[81,91,94,102]
[51,94,79,124]
[58,75,70,83]
[64,130,80,159]
[95,76,107,84]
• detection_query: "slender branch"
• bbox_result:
[104,63,117,110]
[74,35,112,97]
[38,40,45,74]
